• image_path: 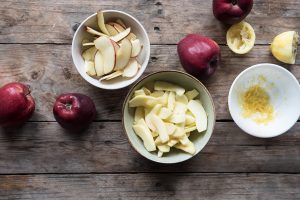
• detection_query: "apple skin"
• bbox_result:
[0,82,35,127]
[53,93,96,131]
[213,0,253,24]
[177,34,221,79]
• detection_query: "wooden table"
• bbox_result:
[0,0,299,199]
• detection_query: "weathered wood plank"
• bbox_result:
[0,44,299,121]
[1,0,300,44]
[0,173,299,200]
[0,122,299,174]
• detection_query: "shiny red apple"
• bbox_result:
[0,82,35,127]
[177,34,220,79]
[213,0,253,24]
[53,93,96,131]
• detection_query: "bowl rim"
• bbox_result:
[228,63,300,138]
[71,10,150,90]
[122,70,216,164]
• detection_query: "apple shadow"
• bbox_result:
[0,124,28,140]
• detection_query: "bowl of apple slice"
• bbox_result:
[122,71,216,163]
[72,10,150,89]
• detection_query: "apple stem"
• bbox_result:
[66,103,72,110]
[232,0,237,5]
[25,85,31,96]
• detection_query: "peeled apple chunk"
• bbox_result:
[154,81,185,96]
[174,140,196,155]
[270,31,299,64]
[149,114,169,143]
[226,21,255,54]
[133,124,156,152]
[187,100,207,132]
[129,95,156,108]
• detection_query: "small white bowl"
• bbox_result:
[228,63,300,138]
[72,10,150,90]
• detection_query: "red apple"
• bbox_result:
[213,0,253,24]
[53,93,96,131]
[177,34,220,79]
[0,82,35,127]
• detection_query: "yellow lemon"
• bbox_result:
[226,21,256,54]
[270,31,299,64]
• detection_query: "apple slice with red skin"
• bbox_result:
[94,51,104,77]
[97,11,110,36]
[122,58,139,77]
[131,39,142,57]
[99,71,123,81]
[94,37,116,74]
[110,28,131,42]
[53,93,96,132]
[0,82,35,127]
[116,19,126,28]
[115,38,132,70]
[109,22,126,32]
[105,24,119,36]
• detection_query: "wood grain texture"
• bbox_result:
[0,173,299,200]
[1,0,300,44]
[0,122,299,174]
[0,44,299,121]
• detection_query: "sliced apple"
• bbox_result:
[94,37,116,74]
[133,123,156,152]
[94,51,104,77]
[168,113,186,124]
[82,42,95,47]
[184,126,197,133]
[114,38,132,71]
[185,89,199,100]
[105,24,118,36]
[167,139,178,147]
[116,19,126,28]
[185,114,195,125]
[128,95,157,108]
[154,81,185,96]
[110,28,131,42]
[149,114,169,143]
[84,61,96,76]
[157,144,170,153]
[99,71,122,81]
[167,91,176,110]
[134,89,145,97]
[127,33,137,41]
[165,123,176,136]
[187,100,207,132]
[150,91,164,97]
[158,107,173,119]
[131,39,142,57]
[174,140,196,155]
[145,104,162,132]
[134,107,144,123]
[172,125,185,139]
[158,151,163,157]
[97,11,110,36]
[122,58,138,78]
[86,26,107,37]
[175,94,189,105]
[109,22,126,32]
[111,40,120,52]
[82,46,97,61]
[173,102,187,114]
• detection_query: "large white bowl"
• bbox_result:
[228,63,300,138]
[72,10,150,90]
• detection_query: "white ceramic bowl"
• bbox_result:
[228,63,300,138]
[72,10,150,89]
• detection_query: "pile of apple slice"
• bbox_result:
[129,81,208,157]
[82,11,143,81]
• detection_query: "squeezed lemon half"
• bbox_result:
[226,21,256,54]
[270,31,299,64]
